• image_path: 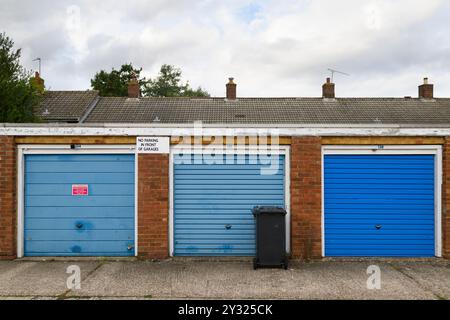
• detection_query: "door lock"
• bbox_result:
[375,225,382,230]
[225,224,232,230]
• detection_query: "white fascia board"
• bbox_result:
[2,124,450,136]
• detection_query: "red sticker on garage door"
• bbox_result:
[72,184,88,196]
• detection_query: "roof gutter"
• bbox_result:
[1,123,450,137]
[3,122,450,128]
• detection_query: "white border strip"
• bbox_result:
[134,151,139,256]
[3,126,450,136]
[16,147,24,258]
[16,144,137,258]
[169,145,291,257]
[321,145,443,258]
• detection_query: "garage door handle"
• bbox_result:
[127,244,135,251]
[225,224,232,230]
[375,225,382,230]
[75,223,83,229]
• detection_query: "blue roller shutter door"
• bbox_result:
[24,154,135,256]
[173,154,285,256]
[324,154,435,257]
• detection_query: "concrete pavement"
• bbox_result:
[0,259,448,300]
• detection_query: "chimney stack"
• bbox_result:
[419,77,433,99]
[322,77,335,99]
[226,77,237,100]
[30,71,45,94]
[128,74,140,98]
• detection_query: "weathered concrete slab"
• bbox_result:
[0,260,99,297]
[0,259,448,300]
[387,260,450,300]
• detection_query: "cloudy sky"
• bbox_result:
[2,0,450,97]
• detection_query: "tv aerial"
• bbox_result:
[33,57,41,75]
[327,68,349,82]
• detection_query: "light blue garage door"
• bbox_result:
[173,154,285,256]
[24,154,135,256]
[324,154,435,257]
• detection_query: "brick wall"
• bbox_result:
[291,137,322,259]
[2,135,447,260]
[0,136,16,259]
[443,137,450,259]
[137,154,169,259]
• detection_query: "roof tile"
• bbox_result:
[36,91,99,122]
[84,97,450,124]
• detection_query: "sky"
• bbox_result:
[1,0,450,97]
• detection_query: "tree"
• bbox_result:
[143,64,209,97]
[91,63,210,98]
[0,33,40,122]
[182,86,210,97]
[91,63,146,97]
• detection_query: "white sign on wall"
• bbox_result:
[136,137,170,154]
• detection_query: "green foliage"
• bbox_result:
[90,63,146,97]
[182,86,210,97]
[143,64,209,97]
[91,63,209,98]
[0,32,40,123]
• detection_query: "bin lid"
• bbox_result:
[252,206,287,216]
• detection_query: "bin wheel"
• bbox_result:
[253,258,258,270]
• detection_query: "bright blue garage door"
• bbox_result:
[24,154,135,256]
[324,154,435,257]
[173,154,285,256]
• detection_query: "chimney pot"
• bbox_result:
[226,77,237,100]
[127,74,140,98]
[322,78,335,99]
[419,77,433,99]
